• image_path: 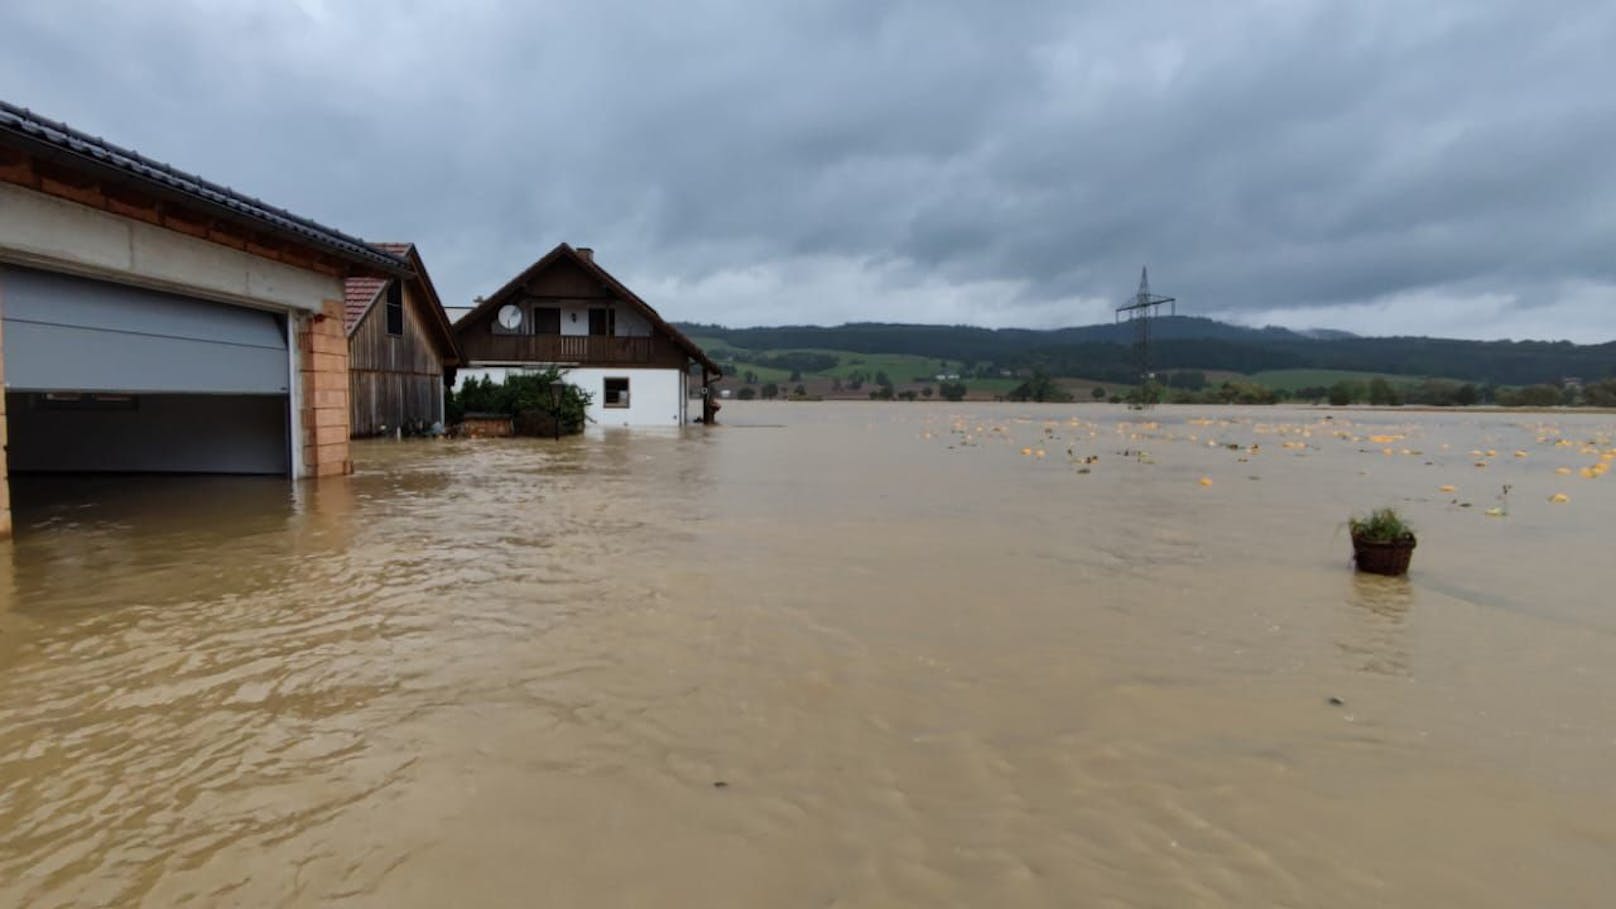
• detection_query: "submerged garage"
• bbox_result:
[0,99,412,537]
[2,266,292,474]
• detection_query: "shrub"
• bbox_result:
[938,381,968,402]
[1367,378,1403,406]
[1585,379,1616,407]
[1349,507,1415,543]
[1496,384,1564,407]
[1008,369,1073,402]
[737,386,757,400]
[448,368,592,435]
[1124,380,1163,406]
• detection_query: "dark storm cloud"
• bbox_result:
[3,0,1614,340]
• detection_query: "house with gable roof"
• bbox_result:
[453,243,722,426]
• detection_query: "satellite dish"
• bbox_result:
[497,304,523,330]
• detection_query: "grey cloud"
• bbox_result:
[3,0,1614,340]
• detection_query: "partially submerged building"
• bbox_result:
[343,243,460,436]
[0,101,406,537]
[453,243,722,426]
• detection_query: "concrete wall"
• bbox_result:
[0,183,343,314]
[457,366,689,426]
[6,392,289,474]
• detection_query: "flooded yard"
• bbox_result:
[1,402,1614,906]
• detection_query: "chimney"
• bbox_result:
[576,247,594,262]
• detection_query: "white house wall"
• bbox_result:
[548,301,652,337]
[457,366,689,427]
[558,303,590,336]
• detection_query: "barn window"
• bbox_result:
[604,377,630,408]
[385,281,404,336]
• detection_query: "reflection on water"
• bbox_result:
[1,405,1614,906]
[1339,574,1415,676]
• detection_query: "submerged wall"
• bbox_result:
[456,366,687,427]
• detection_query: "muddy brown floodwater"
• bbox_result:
[1,402,1614,906]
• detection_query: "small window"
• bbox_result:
[604,377,630,408]
[385,281,404,336]
[588,307,615,337]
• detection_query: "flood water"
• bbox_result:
[2,402,1614,906]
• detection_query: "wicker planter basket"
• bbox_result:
[1352,533,1417,576]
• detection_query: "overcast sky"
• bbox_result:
[4,1,1615,342]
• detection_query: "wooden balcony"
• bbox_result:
[466,333,660,365]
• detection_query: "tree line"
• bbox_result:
[684,320,1616,388]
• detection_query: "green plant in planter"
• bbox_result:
[1349,507,1415,543]
[1348,507,1417,575]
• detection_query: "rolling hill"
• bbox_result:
[680,318,1615,390]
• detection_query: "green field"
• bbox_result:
[692,337,1133,399]
[692,335,1457,400]
[1248,369,1448,391]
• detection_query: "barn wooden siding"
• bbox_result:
[349,282,447,436]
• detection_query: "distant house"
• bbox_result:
[343,243,460,436]
[453,243,722,426]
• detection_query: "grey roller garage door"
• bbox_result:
[2,265,292,475]
[1,266,289,394]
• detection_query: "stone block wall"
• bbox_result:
[299,299,353,477]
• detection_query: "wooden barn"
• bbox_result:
[344,243,460,437]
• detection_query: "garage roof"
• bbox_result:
[0,99,407,275]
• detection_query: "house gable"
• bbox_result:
[454,243,719,375]
[344,243,460,364]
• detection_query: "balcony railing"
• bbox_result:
[475,334,656,364]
